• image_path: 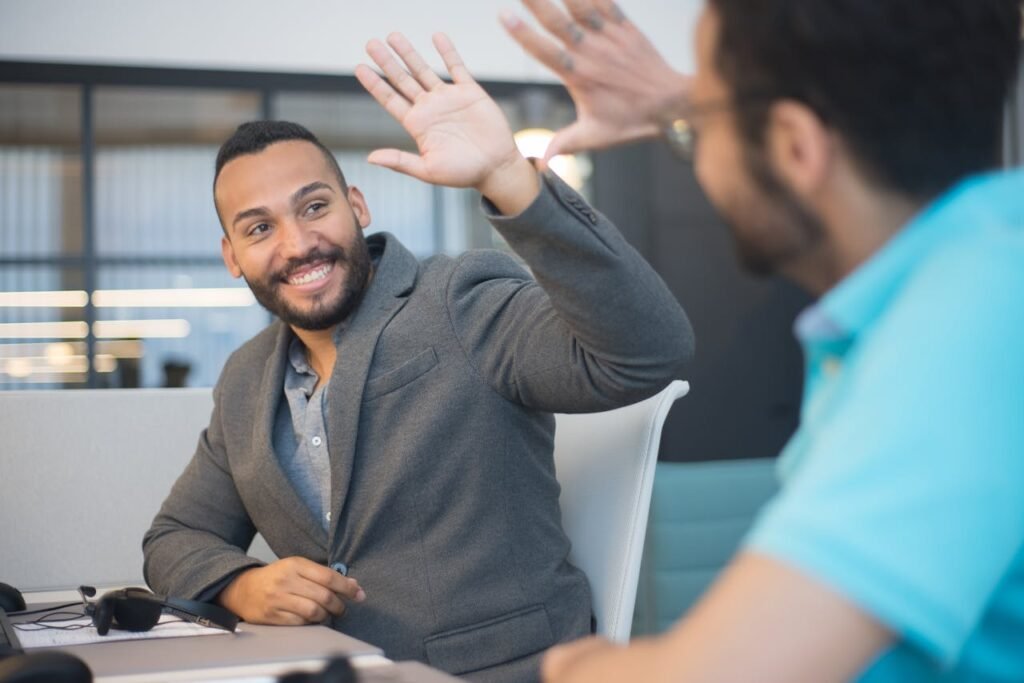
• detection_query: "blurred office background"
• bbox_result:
[0,1,1020,463]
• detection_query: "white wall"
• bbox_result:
[0,0,699,82]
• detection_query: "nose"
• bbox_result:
[277,217,316,259]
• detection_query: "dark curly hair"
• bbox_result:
[214,120,348,192]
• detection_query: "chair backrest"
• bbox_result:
[0,388,214,592]
[553,380,689,643]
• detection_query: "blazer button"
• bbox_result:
[331,562,348,576]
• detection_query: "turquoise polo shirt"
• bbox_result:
[745,168,1024,681]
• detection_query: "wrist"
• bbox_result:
[655,74,695,160]
[216,567,256,612]
[477,154,541,217]
[651,73,692,129]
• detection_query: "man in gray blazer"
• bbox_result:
[143,34,693,682]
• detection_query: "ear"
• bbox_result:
[764,100,832,200]
[221,236,243,278]
[346,186,372,230]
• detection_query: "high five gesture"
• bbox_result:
[355,33,540,216]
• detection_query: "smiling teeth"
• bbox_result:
[288,263,332,285]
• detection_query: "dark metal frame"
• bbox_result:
[1005,52,1024,168]
[0,60,567,100]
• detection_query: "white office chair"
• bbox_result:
[553,379,690,643]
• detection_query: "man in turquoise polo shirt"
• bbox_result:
[499,0,1023,680]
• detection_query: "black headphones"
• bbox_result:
[79,586,238,635]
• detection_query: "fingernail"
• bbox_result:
[500,9,521,28]
[355,589,366,602]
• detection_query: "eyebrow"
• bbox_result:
[290,181,334,205]
[231,181,336,232]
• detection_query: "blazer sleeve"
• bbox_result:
[142,372,264,601]
[445,169,695,413]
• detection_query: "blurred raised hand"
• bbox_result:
[355,33,538,214]
[501,0,691,159]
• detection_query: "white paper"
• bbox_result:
[15,613,232,649]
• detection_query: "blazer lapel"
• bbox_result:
[325,233,418,551]
[250,321,326,548]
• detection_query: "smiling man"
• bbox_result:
[141,34,693,682]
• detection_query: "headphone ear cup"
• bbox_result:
[110,595,162,632]
[90,597,114,637]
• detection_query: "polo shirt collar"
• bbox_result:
[799,171,1008,344]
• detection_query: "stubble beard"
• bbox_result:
[244,234,373,332]
[721,146,827,278]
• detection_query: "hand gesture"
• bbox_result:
[502,0,691,159]
[355,33,536,208]
[216,557,365,625]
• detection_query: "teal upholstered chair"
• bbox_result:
[631,459,779,636]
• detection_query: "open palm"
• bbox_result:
[355,33,522,190]
[501,0,690,159]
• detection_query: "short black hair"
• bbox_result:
[709,0,1022,200]
[214,120,348,192]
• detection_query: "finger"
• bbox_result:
[355,64,411,122]
[285,560,365,606]
[564,0,607,32]
[318,570,366,603]
[545,122,589,159]
[367,148,430,182]
[521,0,585,46]
[386,32,443,91]
[365,39,424,102]
[290,578,348,616]
[500,10,576,75]
[280,595,331,624]
[563,0,631,27]
[431,33,473,84]
[595,0,628,24]
[263,609,308,626]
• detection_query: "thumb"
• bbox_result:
[544,122,590,161]
[367,149,429,181]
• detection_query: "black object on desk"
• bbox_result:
[0,585,26,615]
[0,610,92,683]
[0,651,92,683]
[279,656,357,683]
[0,609,22,657]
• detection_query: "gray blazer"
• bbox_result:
[143,171,693,682]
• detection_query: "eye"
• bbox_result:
[248,222,271,238]
[304,200,327,216]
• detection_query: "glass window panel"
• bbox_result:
[0,85,83,257]
[96,265,268,389]
[94,87,261,257]
[0,266,88,389]
[272,91,407,150]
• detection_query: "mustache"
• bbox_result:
[277,246,345,282]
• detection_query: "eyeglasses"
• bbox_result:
[663,95,775,162]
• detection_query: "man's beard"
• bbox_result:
[720,147,827,277]
[244,235,373,331]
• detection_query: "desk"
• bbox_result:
[11,605,461,683]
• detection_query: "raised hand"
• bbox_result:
[501,0,691,159]
[355,33,539,214]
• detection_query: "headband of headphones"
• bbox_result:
[81,586,238,635]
